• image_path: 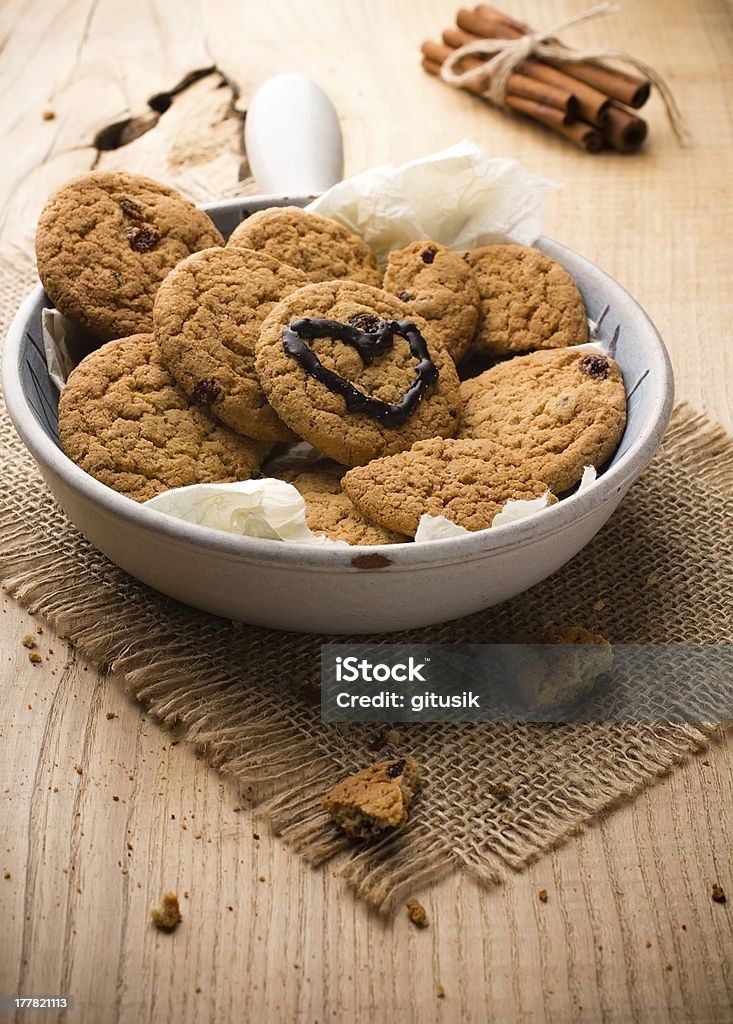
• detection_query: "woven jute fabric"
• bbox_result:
[1,257,731,910]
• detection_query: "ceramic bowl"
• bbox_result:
[2,196,673,633]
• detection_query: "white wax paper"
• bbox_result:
[491,492,551,528]
[414,514,471,542]
[41,308,78,390]
[307,139,557,264]
[577,466,598,492]
[144,479,348,546]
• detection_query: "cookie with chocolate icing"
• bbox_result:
[342,437,557,536]
[255,281,462,467]
[154,246,306,442]
[457,348,626,491]
[383,240,480,361]
[36,171,224,341]
[58,334,269,502]
[227,205,382,287]
[465,243,589,356]
[280,461,407,545]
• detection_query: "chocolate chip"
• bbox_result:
[348,313,382,334]
[118,197,145,220]
[124,225,159,252]
[192,378,221,404]
[396,290,414,302]
[421,246,437,264]
[448,408,458,418]
[578,354,610,380]
[387,759,406,778]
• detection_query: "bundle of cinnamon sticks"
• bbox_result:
[421,5,652,152]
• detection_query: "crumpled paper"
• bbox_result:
[41,308,78,390]
[415,489,552,541]
[307,139,557,264]
[143,479,348,546]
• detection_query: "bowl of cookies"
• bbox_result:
[2,152,673,634]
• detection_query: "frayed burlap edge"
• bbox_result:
[0,402,731,911]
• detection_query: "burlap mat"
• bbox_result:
[1,257,731,910]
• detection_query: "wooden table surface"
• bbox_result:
[1,1,731,1021]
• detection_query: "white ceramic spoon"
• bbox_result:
[244,73,344,195]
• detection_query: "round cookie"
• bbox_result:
[457,349,626,491]
[154,247,306,442]
[342,437,557,536]
[465,244,589,355]
[58,334,269,503]
[227,206,382,286]
[280,461,407,545]
[383,240,480,361]
[255,280,462,467]
[36,172,224,342]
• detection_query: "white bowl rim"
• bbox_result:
[2,204,674,572]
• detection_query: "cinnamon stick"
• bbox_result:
[474,4,651,108]
[421,54,603,152]
[423,39,575,121]
[456,8,611,124]
[441,28,578,118]
[602,102,648,152]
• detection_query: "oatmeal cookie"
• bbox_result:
[154,247,306,441]
[322,756,421,839]
[58,334,268,502]
[383,240,480,361]
[280,461,407,545]
[36,171,224,341]
[255,281,461,466]
[227,205,382,286]
[458,348,626,491]
[342,437,557,536]
[465,243,588,355]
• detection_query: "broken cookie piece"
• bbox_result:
[322,756,421,839]
[504,625,613,711]
[150,891,182,931]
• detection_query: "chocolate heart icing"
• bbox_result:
[281,316,439,428]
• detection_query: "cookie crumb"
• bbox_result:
[42,109,56,121]
[491,782,511,800]
[106,712,117,720]
[645,940,652,948]
[405,897,429,928]
[385,729,400,745]
[28,652,42,665]
[538,889,548,903]
[195,986,202,994]
[593,598,606,611]
[435,983,446,999]
[74,765,83,774]
[712,883,727,904]
[3,871,10,879]
[150,891,182,931]
[258,875,266,882]
[22,634,36,648]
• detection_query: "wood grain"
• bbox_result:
[0,0,732,1021]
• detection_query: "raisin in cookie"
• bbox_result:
[255,281,462,467]
[383,240,480,361]
[36,172,224,341]
[58,334,268,502]
[227,205,382,286]
[458,349,626,491]
[322,757,421,839]
[342,437,557,536]
[465,243,589,355]
[154,247,306,442]
[280,461,407,545]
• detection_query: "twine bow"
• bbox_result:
[440,2,690,145]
